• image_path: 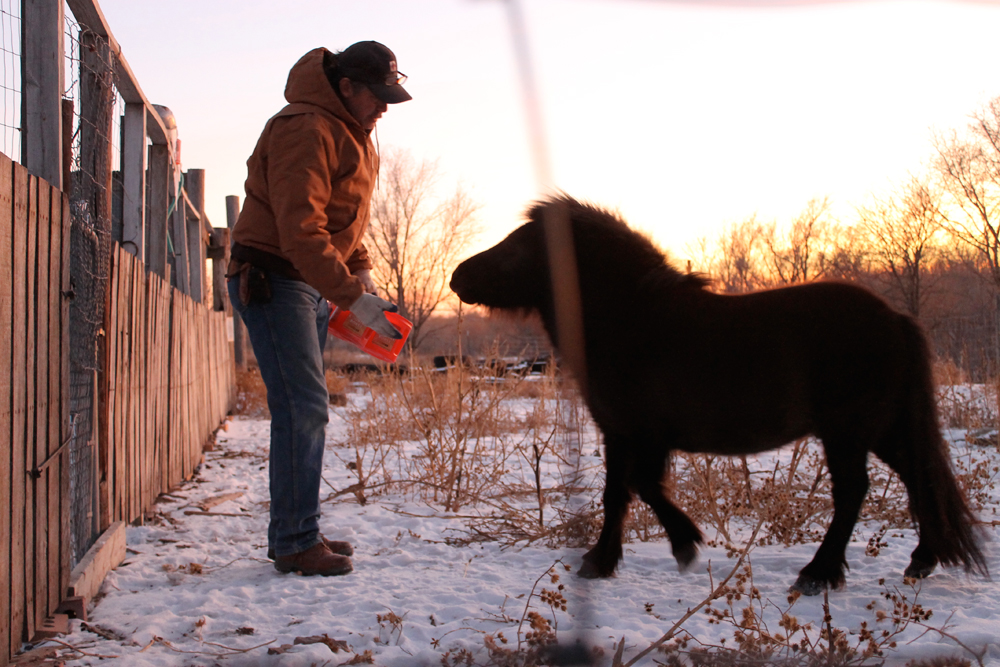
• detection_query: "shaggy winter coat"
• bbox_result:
[231,47,375,308]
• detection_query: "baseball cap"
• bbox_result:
[337,41,412,104]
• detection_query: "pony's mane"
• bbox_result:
[527,195,711,292]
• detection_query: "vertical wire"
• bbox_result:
[500,2,594,662]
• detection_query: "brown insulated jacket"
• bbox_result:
[231,47,376,308]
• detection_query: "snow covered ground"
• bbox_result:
[38,387,1000,667]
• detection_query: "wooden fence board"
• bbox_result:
[23,169,38,640]
[127,251,138,522]
[117,253,128,522]
[9,160,27,657]
[1,159,234,664]
[34,177,51,632]
[151,275,167,495]
[106,248,119,524]
[10,162,26,655]
[132,251,144,517]
[0,152,13,667]
[59,193,71,599]
[45,183,63,614]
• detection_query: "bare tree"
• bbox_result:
[820,223,873,283]
[367,150,482,349]
[760,197,834,286]
[711,215,767,293]
[856,175,946,317]
[932,96,1000,289]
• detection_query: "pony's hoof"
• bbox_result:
[903,559,937,579]
[577,560,613,579]
[789,574,826,596]
[673,543,698,572]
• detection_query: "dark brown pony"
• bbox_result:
[449,195,986,594]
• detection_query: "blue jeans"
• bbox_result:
[228,274,330,557]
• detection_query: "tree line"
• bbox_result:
[363,98,1000,380]
[684,96,1000,381]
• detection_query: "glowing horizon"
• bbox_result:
[93,0,1000,264]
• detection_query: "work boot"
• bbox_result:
[274,543,353,576]
[268,536,353,560]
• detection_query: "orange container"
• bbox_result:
[327,305,412,363]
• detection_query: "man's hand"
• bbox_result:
[349,293,402,339]
[354,269,377,295]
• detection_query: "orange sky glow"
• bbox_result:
[96,0,1000,261]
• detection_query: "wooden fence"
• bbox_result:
[1,151,233,664]
[0,151,71,664]
[103,244,232,526]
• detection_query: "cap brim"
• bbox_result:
[369,83,412,104]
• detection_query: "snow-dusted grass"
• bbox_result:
[38,373,1000,666]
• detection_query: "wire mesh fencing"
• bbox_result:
[0,0,20,161]
[63,4,124,566]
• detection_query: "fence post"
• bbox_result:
[79,30,116,534]
[226,195,248,372]
[120,103,146,257]
[146,143,169,277]
[22,0,65,189]
[184,169,207,303]
[170,184,189,295]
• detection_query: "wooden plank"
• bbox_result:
[191,301,200,471]
[124,251,134,522]
[161,280,172,491]
[145,275,160,498]
[158,280,168,492]
[226,196,247,374]
[186,298,196,475]
[122,252,132,521]
[146,145,169,277]
[168,291,180,488]
[148,275,162,495]
[23,170,39,641]
[121,103,146,257]
[106,248,121,524]
[210,227,229,312]
[185,213,204,303]
[134,254,144,515]
[0,151,13,667]
[34,177,51,632]
[118,250,130,522]
[119,250,132,522]
[47,183,63,615]
[134,262,142,512]
[59,193,72,600]
[9,161,27,657]
[171,196,189,295]
[159,279,169,493]
[136,264,147,512]
[66,521,125,603]
[22,0,66,188]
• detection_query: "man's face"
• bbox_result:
[340,79,388,131]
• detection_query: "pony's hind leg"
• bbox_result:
[579,441,632,578]
[874,433,984,581]
[792,443,869,595]
[877,315,987,580]
[634,456,703,571]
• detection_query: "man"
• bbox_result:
[227,41,411,576]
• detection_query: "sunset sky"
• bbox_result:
[95,0,1000,259]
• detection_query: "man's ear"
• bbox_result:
[338,77,355,98]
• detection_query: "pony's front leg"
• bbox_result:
[579,444,632,578]
[634,457,703,571]
[791,444,868,595]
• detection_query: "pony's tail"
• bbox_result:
[897,318,988,576]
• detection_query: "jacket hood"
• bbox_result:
[284,48,356,126]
